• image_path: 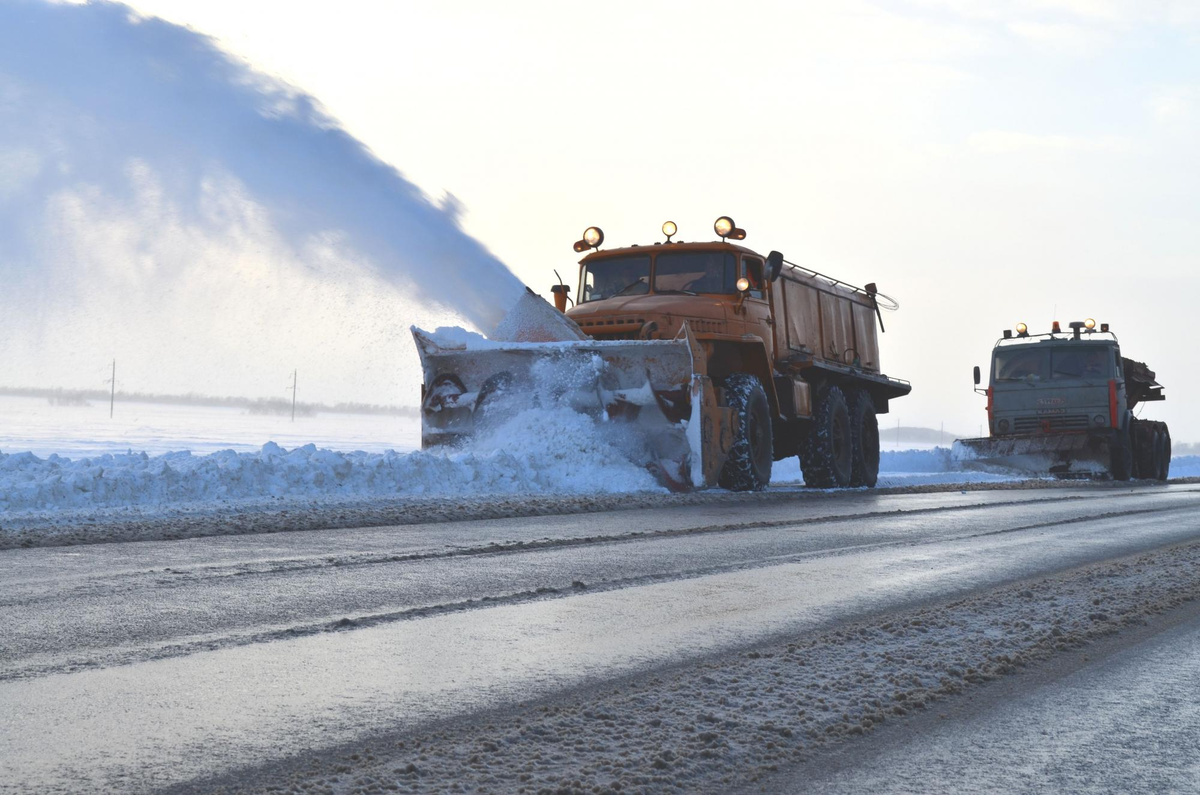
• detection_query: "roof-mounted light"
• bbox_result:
[714,216,746,241]
[1051,320,1062,334]
[1084,317,1096,330]
[574,226,604,252]
[662,221,677,242]
[1016,322,1028,337]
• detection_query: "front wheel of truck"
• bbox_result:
[718,374,773,492]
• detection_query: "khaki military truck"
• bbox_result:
[953,319,1170,480]
[414,217,911,491]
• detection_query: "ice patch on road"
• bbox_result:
[0,406,662,512]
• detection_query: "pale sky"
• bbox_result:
[96,1,1200,437]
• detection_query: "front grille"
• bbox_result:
[578,316,645,341]
[1013,414,1090,433]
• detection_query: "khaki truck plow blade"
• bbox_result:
[952,435,1113,478]
[412,324,729,491]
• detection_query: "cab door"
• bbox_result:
[741,255,774,361]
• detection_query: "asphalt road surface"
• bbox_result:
[3,483,1199,793]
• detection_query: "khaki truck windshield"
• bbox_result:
[994,346,1113,382]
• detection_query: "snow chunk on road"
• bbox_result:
[0,407,662,512]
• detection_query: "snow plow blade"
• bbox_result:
[412,323,730,491]
[951,435,1114,478]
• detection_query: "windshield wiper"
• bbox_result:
[612,278,649,297]
[655,288,698,296]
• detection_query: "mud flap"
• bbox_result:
[413,323,728,491]
[952,435,1113,477]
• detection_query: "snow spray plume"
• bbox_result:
[0,0,524,403]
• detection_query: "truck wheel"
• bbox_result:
[1148,430,1163,482]
[1160,431,1172,480]
[1110,426,1133,482]
[849,391,879,488]
[806,385,853,488]
[1130,419,1149,479]
[718,374,773,491]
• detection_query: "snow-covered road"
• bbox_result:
[3,484,1200,792]
[772,602,1200,794]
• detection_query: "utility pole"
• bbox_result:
[108,359,116,418]
[291,369,298,422]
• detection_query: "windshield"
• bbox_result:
[993,345,1113,382]
[579,256,651,303]
[654,251,738,294]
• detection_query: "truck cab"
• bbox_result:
[984,334,1125,438]
[566,241,775,351]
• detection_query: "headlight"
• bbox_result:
[715,216,735,238]
[736,277,750,292]
[583,226,604,248]
[1094,414,1107,426]
[997,419,1010,433]
[662,221,677,239]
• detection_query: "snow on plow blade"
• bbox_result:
[412,324,725,491]
[951,435,1113,478]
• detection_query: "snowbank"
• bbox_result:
[0,406,662,512]
[3,441,1191,515]
[1170,455,1200,478]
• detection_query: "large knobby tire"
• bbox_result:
[1131,419,1151,479]
[718,374,773,492]
[1149,430,1164,482]
[805,385,853,488]
[848,390,880,488]
[1110,425,1133,482]
[1160,431,1172,481]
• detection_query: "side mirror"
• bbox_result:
[766,250,784,282]
[973,366,981,386]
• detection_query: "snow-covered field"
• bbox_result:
[0,395,420,458]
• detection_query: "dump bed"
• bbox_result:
[769,266,881,372]
[1123,357,1165,409]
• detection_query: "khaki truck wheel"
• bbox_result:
[1149,431,1163,482]
[849,391,880,488]
[1111,426,1133,482]
[1160,431,1171,480]
[718,374,773,492]
[805,385,853,488]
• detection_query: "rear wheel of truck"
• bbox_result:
[1110,426,1133,482]
[718,374,773,492]
[1148,430,1163,482]
[805,385,853,488]
[1131,419,1151,479]
[848,390,880,488]
[1160,430,1172,480]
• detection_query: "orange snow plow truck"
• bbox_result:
[414,218,911,491]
